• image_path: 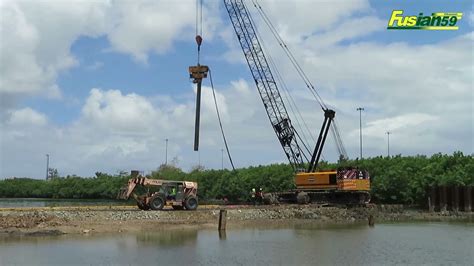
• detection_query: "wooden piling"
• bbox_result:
[452,185,459,212]
[368,215,374,226]
[218,209,227,231]
[218,229,227,240]
[440,186,447,212]
[429,186,436,212]
[194,81,202,151]
[464,186,472,212]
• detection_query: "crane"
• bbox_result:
[223,0,370,204]
[223,0,338,172]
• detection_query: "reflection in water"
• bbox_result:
[136,229,198,247]
[0,223,473,265]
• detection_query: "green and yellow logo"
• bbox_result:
[387,10,462,30]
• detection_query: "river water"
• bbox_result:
[0,222,472,265]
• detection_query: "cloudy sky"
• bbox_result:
[1,0,472,178]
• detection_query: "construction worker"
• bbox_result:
[170,186,177,199]
[256,187,263,204]
[251,188,256,205]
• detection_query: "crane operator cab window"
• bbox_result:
[337,168,369,180]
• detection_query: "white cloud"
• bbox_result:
[0,0,220,103]
[0,0,110,99]
[304,16,385,49]
[7,107,47,126]
[228,1,473,158]
[256,0,370,39]
[362,113,438,137]
[0,0,472,178]
[80,88,165,133]
[0,82,278,177]
[106,0,220,63]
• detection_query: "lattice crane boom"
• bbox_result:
[223,0,308,170]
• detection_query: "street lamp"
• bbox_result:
[356,107,364,159]
[221,148,224,170]
[386,131,391,157]
[45,154,50,179]
[165,139,168,165]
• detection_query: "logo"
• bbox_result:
[387,10,462,30]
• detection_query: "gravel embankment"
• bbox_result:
[0,204,472,235]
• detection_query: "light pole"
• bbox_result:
[356,107,364,159]
[221,148,224,170]
[386,131,391,157]
[45,154,49,179]
[165,139,168,165]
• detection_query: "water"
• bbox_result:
[0,222,473,265]
[0,198,131,208]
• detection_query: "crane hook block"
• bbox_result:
[188,65,209,84]
[195,35,203,47]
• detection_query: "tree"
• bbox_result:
[48,168,59,179]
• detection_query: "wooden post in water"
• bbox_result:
[218,229,227,240]
[440,186,447,212]
[452,185,459,212]
[218,209,227,231]
[464,186,472,212]
[368,214,375,227]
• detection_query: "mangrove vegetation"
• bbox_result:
[0,152,472,205]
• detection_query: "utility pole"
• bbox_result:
[45,154,50,179]
[356,107,364,159]
[165,139,168,165]
[221,148,224,170]
[386,131,391,157]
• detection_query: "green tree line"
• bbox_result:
[0,152,472,205]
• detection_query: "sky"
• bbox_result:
[0,0,472,178]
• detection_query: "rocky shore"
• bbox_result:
[1,204,472,236]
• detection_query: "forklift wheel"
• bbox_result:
[184,196,198,210]
[150,196,165,210]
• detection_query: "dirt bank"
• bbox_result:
[1,204,472,236]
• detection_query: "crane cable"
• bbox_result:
[251,0,341,162]
[256,23,314,160]
[331,121,348,159]
[251,0,327,110]
[195,0,203,64]
[209,69,236,171]
[246,0,328,163]
[241,1,312,163]
[194,0,235,170]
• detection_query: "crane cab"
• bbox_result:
[295,171,338,190]
[336,169,370,191]
[295,169,370,192]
